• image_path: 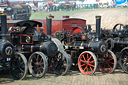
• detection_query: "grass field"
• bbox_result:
[30,8,128,19]
[30,8,128,29]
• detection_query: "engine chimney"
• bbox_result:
[0,12,14,58]
[95,16,101,41]
[0,12,7,42]
[46,14,52,35]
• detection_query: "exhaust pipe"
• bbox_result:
[95,16,101,41]
[0,12,7,42]
[0,12,14,58]
[46,14,52,36]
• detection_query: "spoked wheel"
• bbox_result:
[10,52,28,80]
[119,48,128,73]
[52,51,71,76]
[78,51,98,75]
[99,50,117,73]
[28,52,48,78]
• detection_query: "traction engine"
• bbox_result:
[54,16,117,75]
[8,15,71,79]
[0,13,28,80]
[102,23,128,73]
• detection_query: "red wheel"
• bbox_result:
[99,50,117,73]
[78,51,98,75]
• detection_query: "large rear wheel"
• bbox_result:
[28,52,48,78]
[78,51,98,75]
[99,50,117,73]
[52,51,71,76]
[119,48,128,73]
[10,52,28,80]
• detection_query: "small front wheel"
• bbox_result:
[28,52,48,78]
[78,51,98,75]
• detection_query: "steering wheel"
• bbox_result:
[112,23,125,37]
[113,23,124,33]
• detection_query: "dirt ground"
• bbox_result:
[0,68,128,85]
[71,8,128,30]
[0,8,128,85]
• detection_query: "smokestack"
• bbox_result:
[0,12,7,42]
[46,14,52,35]
[95,16,101,41]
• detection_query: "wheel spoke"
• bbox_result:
[89,66,93,72]
[87,67,88,73]
[103,64,106,69]
[124,50,128,56]
[89,64,95,67]
[124,65,128,70]
[84,66,88,71]
[82,55,86,61]
[80,59,86,62]
[37,68,41,74]
[107,63,113,69]
[87,54,89,60]
[20,62,24,65]
[40,58,43,63]
[36,54,39,62]
[110,62,114,64]
[88,56,92,61]
[81,64,85,67]
[20,68,24,73]
[90,60,94,63]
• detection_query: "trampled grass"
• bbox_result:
[30,9,89,19]
[30,8,127,19]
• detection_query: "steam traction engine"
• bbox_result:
[54,16,117,75]
[6,15,71,79]
[0,12,28,80]
[4,4,31,20]
[102,23,128,73]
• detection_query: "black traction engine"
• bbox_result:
[101,23,128,73]
[54,16,117,75]
[8,15,71,79]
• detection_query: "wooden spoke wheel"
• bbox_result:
[78,51,98,75]
[28,52,48,78]
[52,51,71,76]
[10,52,28,80]
[119,49,128,73]
[99,50,117,73]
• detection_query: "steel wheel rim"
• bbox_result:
[10,53,27,80]
[78,51,97,75]
[53,51,70,76]
[29,53,44,77]
[99,50,116,73]
[29,52,48,78]
[119,50,128,73]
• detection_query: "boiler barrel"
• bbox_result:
[22,41,58,57]
[70,41,107,54]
